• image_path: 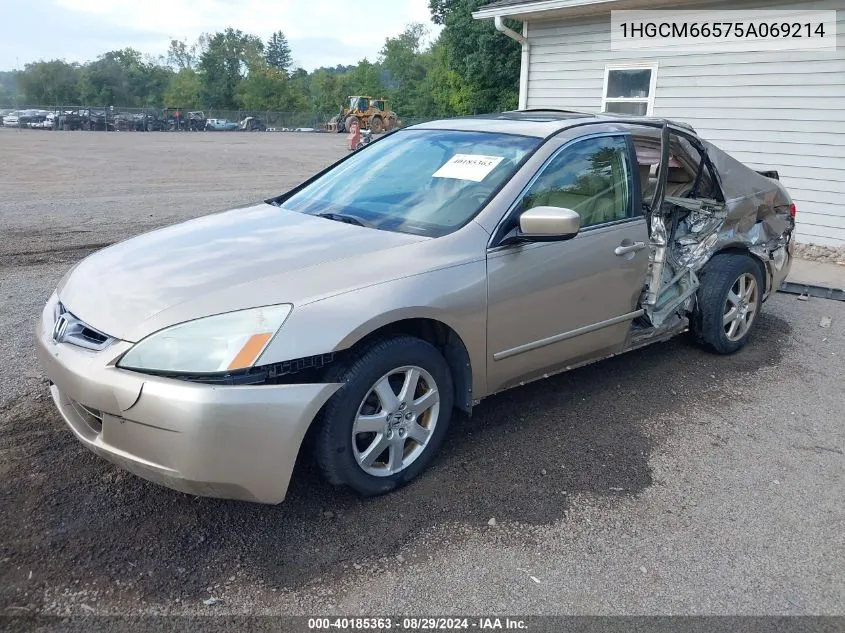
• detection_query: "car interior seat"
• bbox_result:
[578,173,617,227]
[664,166,694,198]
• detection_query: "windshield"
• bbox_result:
[280,129,540,237]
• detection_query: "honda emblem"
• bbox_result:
[52,314,70,343]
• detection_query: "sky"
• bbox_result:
[0,0,439,71]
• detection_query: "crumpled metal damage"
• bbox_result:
[642,136,794,328]
[672,141,793,274]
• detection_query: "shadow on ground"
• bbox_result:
[0,314,788,608]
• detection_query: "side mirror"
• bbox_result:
[517,206,581,241]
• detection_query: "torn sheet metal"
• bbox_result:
[641,133,794,327]
[673,141,794,273]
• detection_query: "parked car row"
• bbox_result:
[1,108,117,130]
[1,108,270,132]
[1,109,53,127]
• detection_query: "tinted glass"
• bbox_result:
[606,69,652,98]
[282,129,540,237]
[522,136,633,228]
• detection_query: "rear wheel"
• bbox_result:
[315,336,453,496]
[693,252,764,354]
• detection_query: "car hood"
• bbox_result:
[58,203,430,342]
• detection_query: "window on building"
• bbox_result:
[602,65,658,116]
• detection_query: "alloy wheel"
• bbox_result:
[352,365,440,477]
[723,272,759,341]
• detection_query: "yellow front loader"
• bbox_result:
[326,96,400,134]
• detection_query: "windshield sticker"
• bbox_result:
[433,154,505,182]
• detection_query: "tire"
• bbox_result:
[693,252,764,354]
[315,336,454,496]
[369,115,384,134]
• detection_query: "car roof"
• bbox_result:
[409,109,696,139]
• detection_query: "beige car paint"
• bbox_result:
[36,294,341,503]
[37,114,794,503]
[517,205,581,238]
[486,216,650,394]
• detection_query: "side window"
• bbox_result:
[522,135,633,229]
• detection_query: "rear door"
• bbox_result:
[486,133,650,393]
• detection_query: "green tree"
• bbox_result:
[198,28,265,108]
[265,31,293,73]
[78,48,172,106]
[164,68,202,108]
[139,62,173,106]
[380,23,430,116]
[343,59,384,97]
[236,66,302,111]
[417,40,472,117]
[428,0,520,113]
[287,68,311,111]
[0,71,19,105]
[166,39,198,70]
[5,15,521,117]
[16,60,81,104]
[309,68,346,114]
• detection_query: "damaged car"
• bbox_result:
[36,110,794,503]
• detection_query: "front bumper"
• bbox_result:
[35,298,341,503]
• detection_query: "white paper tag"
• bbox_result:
[432,154,505,182]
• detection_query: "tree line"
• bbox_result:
[1,0,521,119]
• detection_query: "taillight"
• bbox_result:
[790,203,797,218]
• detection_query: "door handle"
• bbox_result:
[615,241,646,256]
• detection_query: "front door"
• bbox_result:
[486,134,650,393]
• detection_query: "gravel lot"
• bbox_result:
[0,129,843,616]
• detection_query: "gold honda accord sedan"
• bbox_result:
[36,111,794,503]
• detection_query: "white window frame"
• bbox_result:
[602,63,659,116]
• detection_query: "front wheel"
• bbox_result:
[693,252,764,354]
[315,336,454,496]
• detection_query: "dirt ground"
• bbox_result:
[0,128,843,617]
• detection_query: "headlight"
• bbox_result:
[118,305,292,374]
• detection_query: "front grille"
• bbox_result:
[78,325,109,347]
[53,302,114,351]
